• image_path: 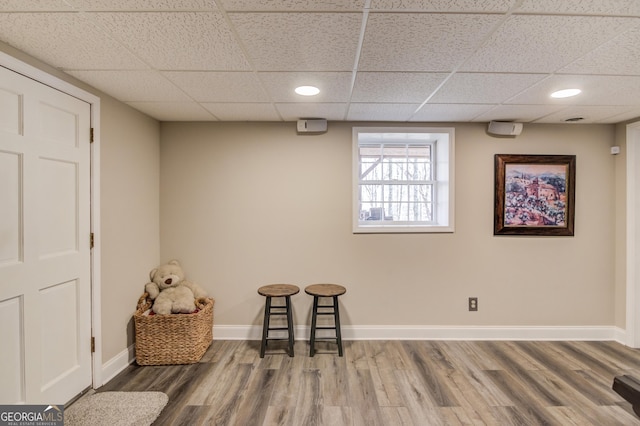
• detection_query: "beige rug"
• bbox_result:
[65,391,168,426]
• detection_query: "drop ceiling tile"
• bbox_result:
[370,0,512,12]
[430,73,546,104]
[559,24,640,76]
[517,0,640,16]
[532,106,639,124]
[259,72,353,102]
[229,13,362,71]
[601,109,640,124]
[276,103,347,121]
[0,13,147,69]
[91,12,250,70]
[473,105,565,123]
[219,0,364,11]
[347,103,418,121]
[67,0,217,10]
[0,1,75,11]
[359,13,503,71]
[352,72,448,103]
[202,103,281,121]
[410,104,494,122]
[163,72,270,102]
[66,70,191,101]
[461,15,638,73]
[127,101,217,121]
[506,75,640,106]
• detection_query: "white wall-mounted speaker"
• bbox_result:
[297,119,327,134]
[487,121,523,136]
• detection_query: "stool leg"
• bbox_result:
[309,296,319,357]
[260,296,271,358]
[285,295,294,357]
[334,295,343,357]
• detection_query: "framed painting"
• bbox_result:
[494,154,576,236]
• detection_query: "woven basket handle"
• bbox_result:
[195,297,213,310]
[137,292,153,313]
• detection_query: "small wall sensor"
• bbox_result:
[611,146,621,155]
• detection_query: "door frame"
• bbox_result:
[0,51,103,387]
[627,120,640,348]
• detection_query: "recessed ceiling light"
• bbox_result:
[551,88,582,98]
[295,86,320,96]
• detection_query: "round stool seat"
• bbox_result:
[258,284,300,297]
[305,284,346,297]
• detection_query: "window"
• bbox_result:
[352,127,454,233]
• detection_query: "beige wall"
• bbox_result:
[160,121,617,328]
[99,96,160,360]
[0,42,162,363]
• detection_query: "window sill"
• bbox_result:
[353,224,454,234]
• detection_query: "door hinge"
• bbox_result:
[90,128,94,143]
[90,233,94,249]
[91,336,95,353]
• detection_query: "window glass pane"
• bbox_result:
[360,160,382,180]
[359,204,384,220]
[359,184,383,201]
[385,184,409,202]
[359,145,382,181]
[407,184,432,202]
[382,159,406,181]
[382,202,433,222]
[360,145,381,156]
[384,203,403,221]
[407,145,431,180]
[407,161,429,180]
[407,202,432,221]
[407,145,430,157]
[359,144,434,223]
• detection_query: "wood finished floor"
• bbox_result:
[98,340,640,425]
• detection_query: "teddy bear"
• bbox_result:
[144,260,207,315]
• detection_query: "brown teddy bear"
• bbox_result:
[144,260,207,315]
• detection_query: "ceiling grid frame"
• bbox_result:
[0,0,638,123]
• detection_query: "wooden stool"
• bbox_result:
[258,284,299,358]
[613,375,640,417]
[305,284,346,357]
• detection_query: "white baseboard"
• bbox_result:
[214,324,627,343]
[101,344,135,385]
[613,326,627,344]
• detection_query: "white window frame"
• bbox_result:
[352,126,455,233]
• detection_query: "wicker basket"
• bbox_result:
[134,293,214,366]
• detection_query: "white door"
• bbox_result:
[0,65,92,404]
[627,121,640,348]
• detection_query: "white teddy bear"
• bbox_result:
[144,260,207,315]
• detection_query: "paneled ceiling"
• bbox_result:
[1,0,640,124]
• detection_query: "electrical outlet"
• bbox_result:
[469,297,478,311]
